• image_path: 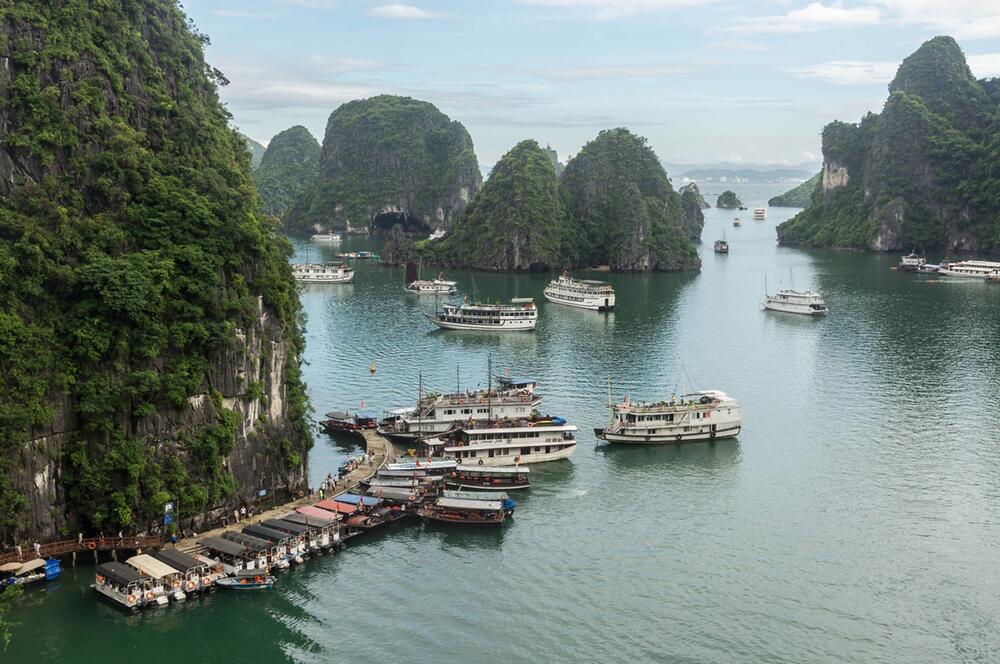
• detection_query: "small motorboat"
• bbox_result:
[732,218,742,227]
[216,570,275,590]
[336,251,380,260]
[714,235,729,254]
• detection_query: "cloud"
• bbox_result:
[370,3,440,19]
[871,1,1000,39]
[709,40,770,52]
[725,2,880,34]
[789,60,898,85]
[210,10,273,18]
[535,62,708,80]
[967,53,1000,77]
[517,0,711,20]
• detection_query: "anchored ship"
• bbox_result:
[595,390,741,444]
[291,262,354,283]
[426,298,537,331]
[543,273,615,311]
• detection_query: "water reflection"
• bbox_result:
[596,438,742,475]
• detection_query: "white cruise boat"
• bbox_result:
[937,259,1000,279]
[291,262,354,283]
[898,252,927,272]
[753,207,767,221]
[595,390,741,444]
[378,376,541,442]
[406,275,457,294]
[543,273,615,311]
[441,416,577,465]
[429,228,447,241]
[310,231,341,243]
[762,288,828,316]
[426,298,537,331]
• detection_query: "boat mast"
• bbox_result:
[456,364,461,393]
[418,372,423,438]
[487,354,493,421]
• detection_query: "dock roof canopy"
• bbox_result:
[155,548,206,573]
[262,518,313,534]
[242,524,293,543]
[293,506,341,523]
[125,554,179,579]
[200,536,247,557]
[97,562,142,586]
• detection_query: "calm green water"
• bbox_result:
[9,184,1000,663]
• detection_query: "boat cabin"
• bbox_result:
[154,549,214,594]
[126,554,183,603]
[199,535,257,573]
[448,464,530,489]
[223,531,287,568]
[94,562,146,611]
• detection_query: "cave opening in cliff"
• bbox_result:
[371,212,430,234]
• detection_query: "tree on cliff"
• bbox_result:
[560,128,700,271]
[769,173,821,208]
[285,95,482,233]
[778,36,1000,251]
[429,140,566,270]
[716,190,742,209]
[240,133,267,169]
[255,126,321,218]
[0,1,309,542]
[679,183,707,241]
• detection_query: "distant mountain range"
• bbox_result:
[663,160,820,184]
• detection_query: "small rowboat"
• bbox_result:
[216,570,275,590]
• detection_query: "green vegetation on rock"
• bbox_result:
[430,140,565,270]
[716,190,742,209]
[240,133,267,169]
[769,173,821,207]
[560,129,700,271]
[254,126,321,218]
[679,182,710,209]
[679,183,707,241]
[0,0,309,542]
[285,95,481,233]
[543,145,566,176]
[778,36,1000,251]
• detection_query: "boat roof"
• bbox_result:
[222,531,275,552]
[442,490,509,501]
[15,558,47,575]
[242,524,293,542]
[355,410,379,419]
[97,562,142,586]
[294,505,342,522]
[366,487,416,501]
[455,464,529,474]
[386,460,456,470]
[199,536,248,557]
[499,376,535,386]
[385,406,416,415]
[262,518,313,534]
[315,499,358,514]
[0,562,22,573]
[456,423,577,435]
[126,554,179,579]
[367,477,428,487]
[234,568,271,578]
[510,297,534,303]
[437,497,503,511]
[324,410,353,420]
[333,493,381,506]
[154,549,206,573]
[377,467,429,477]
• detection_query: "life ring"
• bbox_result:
[478,459,484,465]
[186,579,196,591]
[202,576,212,587]
[127,594,136,605]
[87,542,96,550]
[145,591,155,602]
[172,579,181,589]
[676,435,682,442]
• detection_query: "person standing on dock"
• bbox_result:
[33,541,41,558]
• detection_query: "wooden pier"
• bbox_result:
[1,429,395,564]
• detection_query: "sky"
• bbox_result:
[182,1,1000,168]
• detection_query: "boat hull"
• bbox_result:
[445,480,531,491]
[542,290,614,312]
[596,425,741,445]
[762,301,827,316]
[447,443,576,466]
[425,313,536,331]
[91,584,141,611]
[296,274,354,284]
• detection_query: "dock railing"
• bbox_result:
[0,534,163,566]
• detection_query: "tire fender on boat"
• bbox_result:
[127,594,136,605]
[186,579,196,591]
[145,591,155,602]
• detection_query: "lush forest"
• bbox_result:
[285,95,481,233]
[716,190,742,209]
[431,140,566,270]
[769,173,821,208]
[0,0,309,542]
[778,36,1000,251]
[254,126,321,218]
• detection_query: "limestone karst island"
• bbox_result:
[1,3,998,662]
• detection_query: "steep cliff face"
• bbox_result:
[0,1,309,542]
[778,36,1000,251]
[285,95,482,233]
[716,191,742,209]
[428,140,565,270]
[255,125,321,218]
[679,183,706,241]
[381,223,415,266]
[560,129,700,272]
[240,134,267,170]
[769,173,821,208]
